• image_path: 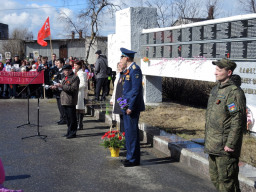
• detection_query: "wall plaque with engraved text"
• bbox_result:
[203,43,215,58]
[216,23,230,39]
[192,44,202,57]
[192,26,203,41]
[163,46,172,58]
[248,19,256,37]
[172,45,181,58]
[148,46,156,58]
[216,42,230,58]
[182,27,192,42]
[231,20,247,38]
[164,31,172,43]
[156,31,164,44]
[230,42,246,58]
[156,46,163,58]
[204,25,215,40]
[247,41,256,58]
[149,33,156,44]
[181,45,191,58]
[173,29,181,43]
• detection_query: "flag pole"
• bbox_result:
[44,36,52,100]
[49,35,53,56]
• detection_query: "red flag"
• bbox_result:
[37,17,51,47]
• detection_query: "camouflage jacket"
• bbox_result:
[204,80,246,157]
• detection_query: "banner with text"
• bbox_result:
[0,71,44,84]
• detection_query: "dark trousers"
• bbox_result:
[63,105,77,136]
[95,78,108,100]
[209,154,240,192]
[56,98,66,122]
[123,111,140,164]
[119,114,124,133]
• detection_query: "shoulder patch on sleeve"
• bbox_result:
[228,103,237,112]
[132,65,136,70]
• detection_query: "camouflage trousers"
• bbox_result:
[208,154,240,192]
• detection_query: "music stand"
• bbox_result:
[16,71,41,128]
[16,70,47,141]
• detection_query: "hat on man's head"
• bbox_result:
[212,58,237,71]
[120,48,137,58]
[62,64,72,70]
[95,50,102,55]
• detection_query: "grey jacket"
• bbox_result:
[60,72,80,106]
[95,55,108,79]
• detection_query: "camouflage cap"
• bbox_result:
[212,58,237,71]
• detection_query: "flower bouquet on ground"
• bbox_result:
[143,57,149,63]
[101,131,126,157]
[117,97,129,111]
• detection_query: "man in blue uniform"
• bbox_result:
[120,48,145,167]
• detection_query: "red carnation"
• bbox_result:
[107,135,112,138]
[119,136,122,140]
[122,132,125,136]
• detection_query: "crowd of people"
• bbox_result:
[0,53,115,100]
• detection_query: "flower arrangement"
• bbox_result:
[117,97,129,110]
[101,130,125,149]
[143,57,149,62]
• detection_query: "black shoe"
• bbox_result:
[123,161,140,167]
[66,134,76,139]
[62,134,68,137]
[120,159,129,163]
[58,121,67,125]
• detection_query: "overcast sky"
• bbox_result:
[0,0,247,40]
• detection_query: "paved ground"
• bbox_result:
[0,99,217,192]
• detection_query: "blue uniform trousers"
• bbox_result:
[123,111,140,164]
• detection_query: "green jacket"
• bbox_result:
[204,80,246,157]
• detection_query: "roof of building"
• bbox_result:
[172,18,208,26]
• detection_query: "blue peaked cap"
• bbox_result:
[120,47,137,58]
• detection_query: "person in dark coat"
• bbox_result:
[94,50,108,101]
[55,64,80,139]
[120,48,145,167]
[50,58,66,125]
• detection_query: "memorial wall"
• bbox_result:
[142,18,256,59]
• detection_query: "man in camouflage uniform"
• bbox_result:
[204,58,247,192]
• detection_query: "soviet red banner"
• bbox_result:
[0,71,44,84]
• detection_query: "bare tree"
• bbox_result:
[238,0,256,13]
[145,0,176,27]
[59,0,120,63]
[11,28,33,40]
[173,0,203,21]
[205,0,220,19]
[1,27,33,59]
[78,0,120,63]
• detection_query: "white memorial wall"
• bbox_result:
[108,8,256,133]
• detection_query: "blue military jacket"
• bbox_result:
[122,62,145,112]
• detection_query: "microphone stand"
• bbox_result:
[16,71,42,128]
[16,69,47,141]
[22,95,47,141]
